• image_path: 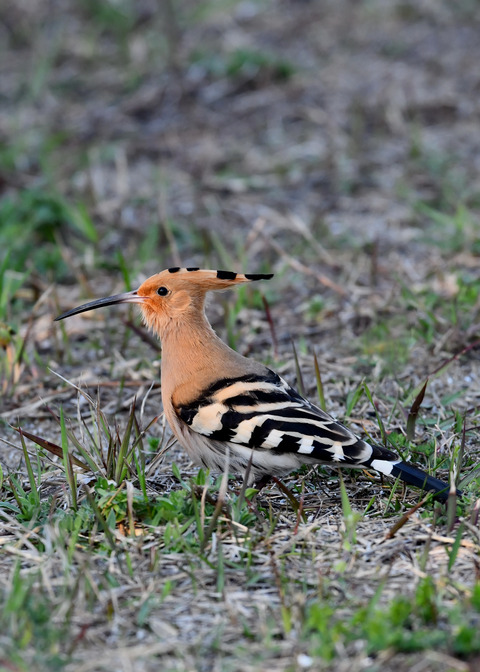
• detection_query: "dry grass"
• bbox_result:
[1,0,480,670]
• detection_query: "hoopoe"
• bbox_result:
[55,268,453,501]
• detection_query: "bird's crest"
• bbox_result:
[147,267,273,292]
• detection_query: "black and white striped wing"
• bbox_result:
[175,370,453,500]
[175,370,398,469]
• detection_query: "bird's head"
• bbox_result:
[55,267,273,336]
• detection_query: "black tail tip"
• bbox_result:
[391,461,461,503]
[244,273,274,281]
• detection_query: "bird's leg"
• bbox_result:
[253,474,274,492]
[248,474,304,520]
[271,476,303,514]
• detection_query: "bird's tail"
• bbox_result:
[372,458,457,502]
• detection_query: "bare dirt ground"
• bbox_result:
[1,1,480,670]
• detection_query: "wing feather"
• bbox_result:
[175,370,398,468]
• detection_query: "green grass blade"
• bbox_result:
[115,401,136,484]
[345,382,364,417]
[18,429,40,506]
[383,475,401,515]
[291,340,304,396]
[447,522,464,572]
[60,406,77,510]
[83,487,117,553]
[313,350,326,411]
[363,381,386,445]
[117,250,132,290]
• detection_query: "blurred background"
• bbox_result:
[1,0,480,410]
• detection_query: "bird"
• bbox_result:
[55,267,454,502]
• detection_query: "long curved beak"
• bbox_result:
[54,290,146,321]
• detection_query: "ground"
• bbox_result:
[1,1,480,671]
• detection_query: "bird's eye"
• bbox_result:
[157,286,169,296]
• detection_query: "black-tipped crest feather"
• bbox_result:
[216,270,237,280]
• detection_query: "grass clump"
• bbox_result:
[0,188,98,279]
[0,564,71,671]
[303,578,480,662]
[190,47,295,85]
